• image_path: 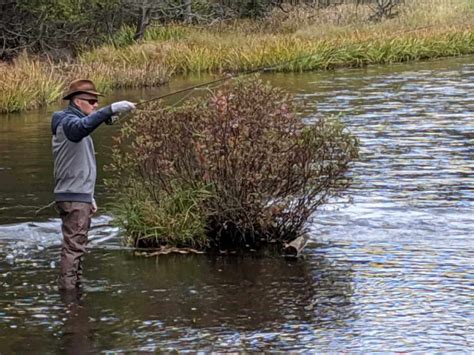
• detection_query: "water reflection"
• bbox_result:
[0,248,354,352]
[60,290,93,355]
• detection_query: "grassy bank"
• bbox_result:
[0,53,170,113]
[1,0,473,113]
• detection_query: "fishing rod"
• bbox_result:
[134,51,321,108]
[106,51,321,124]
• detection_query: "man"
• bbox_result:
[52,79,135,290]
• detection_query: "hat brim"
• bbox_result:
[63,90,104,100]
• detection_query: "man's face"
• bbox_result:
[72,95,99,115]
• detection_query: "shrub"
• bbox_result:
[107,78,359,251]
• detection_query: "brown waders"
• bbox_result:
[56,201,93,290]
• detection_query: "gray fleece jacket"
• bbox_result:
[51,104,113,203]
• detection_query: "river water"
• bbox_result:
[0,56,473,352]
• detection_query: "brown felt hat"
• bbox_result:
[62,79,104,100]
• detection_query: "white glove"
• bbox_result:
[92,199,98,213]
[111,101,136,114]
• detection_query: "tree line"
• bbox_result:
[0,0,403,60]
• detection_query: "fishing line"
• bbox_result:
[133,51,321,109]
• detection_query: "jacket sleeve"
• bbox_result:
[62,106,113,142]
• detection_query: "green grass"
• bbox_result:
[110,181,211,248]
[112,24,190,47]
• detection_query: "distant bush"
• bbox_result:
[108,79,358,251]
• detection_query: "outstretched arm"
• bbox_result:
[62,106,113,142]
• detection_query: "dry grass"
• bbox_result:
[0,54,64,113]
[0,47,172,113]
[84,0,472,74]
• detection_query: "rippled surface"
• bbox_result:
[0,56,473,352]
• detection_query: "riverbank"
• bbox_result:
[1,0,473,113]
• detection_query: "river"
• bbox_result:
[0,56,473,352]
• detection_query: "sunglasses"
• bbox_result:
[78,98,99,105]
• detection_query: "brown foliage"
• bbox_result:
[109,78,358,250]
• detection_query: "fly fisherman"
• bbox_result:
[52,79,135,291]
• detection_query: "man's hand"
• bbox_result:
[111,101,136,114]
[92,200,98,214]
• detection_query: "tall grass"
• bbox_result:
[72,56,170,93]
[91,28,471,75]
[112,24,191,47]
[110,181,211,248]
[397,0,474,28]
[0,54,64,113]
[0,47,171,113]
[81,26,473,77]
[81,0,473,75]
